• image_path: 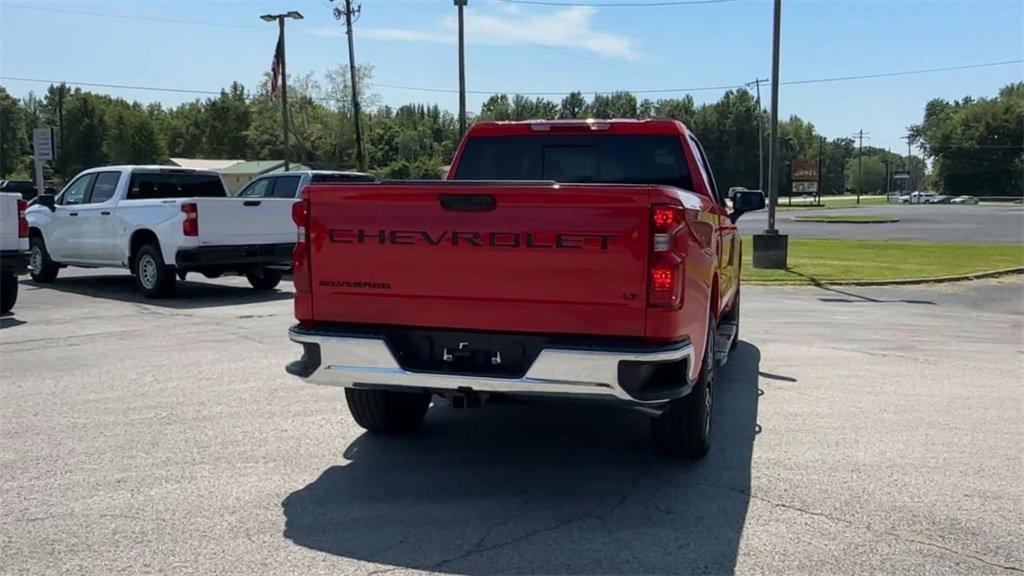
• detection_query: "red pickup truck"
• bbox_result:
[286,119,764,457]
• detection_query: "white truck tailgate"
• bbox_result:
[0,193,21,252]
[193,197,296,246]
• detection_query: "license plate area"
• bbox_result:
[385,329,546,378]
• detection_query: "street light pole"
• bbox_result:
[752,0,787,269]
[261,11,304,171]
[455,0,468,137]
[766,0,782,234]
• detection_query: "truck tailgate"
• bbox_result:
[194,197,296,246]
[307,183,652,337]
[0,193,19,252]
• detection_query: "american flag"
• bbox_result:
[269,30,284,100]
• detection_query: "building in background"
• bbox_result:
[168,158,244,171]
[217,160,310,194]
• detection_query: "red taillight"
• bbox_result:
[652,206,683,233]
[291,199,307,242]
[651,267,674,291]
[17,199,28,238]
[292,198,312,321]
[181,203,198,237]
[648,205,685,308]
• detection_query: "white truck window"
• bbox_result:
[59,174,96,206]
[127,172,226,199]
[88,172,121,204]
[239,178,272,198]
[271,176,301,198]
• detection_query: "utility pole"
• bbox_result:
[57,83,65,178]
[455,0,468,137]
[334,0,366,171]
[853,129,869,204]
[903,134,914,197]
[817,135,824,205]
[752,0,786,269]
[883,149,890,198]
[261,11,303,171]
[747,77,768,192]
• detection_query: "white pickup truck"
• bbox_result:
[26,166,297,297]
[1,192,30,313]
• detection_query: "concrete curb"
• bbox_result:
[748,267,1024,287]
[790,216,900,224]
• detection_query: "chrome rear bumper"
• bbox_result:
[287,326,694,404]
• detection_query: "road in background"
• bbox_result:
[739,204,1024,244]
[1,270,1022,574]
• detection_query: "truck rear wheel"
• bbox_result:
[134,244,177,298]
[1,272,17,314]
[344,388,431,433]
[246,267,282,290]
[652,316,716,458]
[29,236,59,283]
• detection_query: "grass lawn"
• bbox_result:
[777,195,890,210]
[742,237,1024,284]
[791,214,899,223]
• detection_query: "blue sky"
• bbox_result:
[2,0,1022,154]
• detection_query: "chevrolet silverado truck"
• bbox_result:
[286,119,765,457]
[0,193,30,313]
[26,166,296,297]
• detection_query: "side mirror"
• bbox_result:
[36,194,56,211]
[728,189,765,223]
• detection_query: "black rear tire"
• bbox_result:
[345,388,432,433]
[133,244,177,298]
[29,236,59,283]
[652,316,716,458]
[0,272,17,314]
[246,267,282,290]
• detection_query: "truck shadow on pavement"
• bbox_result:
[21,274,292,309]
[282,342,762,575]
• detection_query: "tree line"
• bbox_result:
[1,70,1020,197]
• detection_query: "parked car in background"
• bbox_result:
[0,192,30,313]
[899,191,938,204]
[0,180,39,201]
[236,170,376,199]
[926,195,951,204]
[26,166,297,298]
[951,195,979,205]
[287,119,766,458]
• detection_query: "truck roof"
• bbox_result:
[76,165,222,176]
[466,118,690,138]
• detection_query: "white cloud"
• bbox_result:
[334,6,638,61]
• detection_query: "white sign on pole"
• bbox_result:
[33,128,55,161]
[792,181,818,193]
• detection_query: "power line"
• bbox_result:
[3,3,263,30]
[4,58,1021,100]
[367,81,741,95]
[368,59,1023,96]
[492,0,739,6]
[782,59,1024,86]
[0,76,222,96]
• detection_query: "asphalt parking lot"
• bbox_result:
[739,204,1024,243]
[2,270,1022,575]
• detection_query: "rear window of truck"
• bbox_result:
[126,172,227,199]
[452,135,693,191]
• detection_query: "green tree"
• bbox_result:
[558,92,588,118]
[0,86,31,178]
[911,82,1023,196]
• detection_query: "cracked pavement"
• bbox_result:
[1,268,1022,575]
